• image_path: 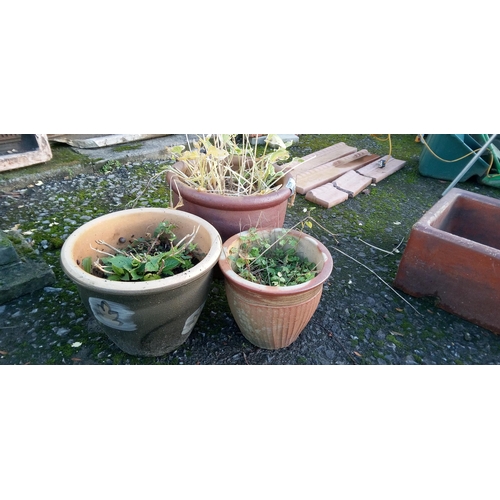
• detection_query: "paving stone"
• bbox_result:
[51,134,170,148]
[0,232,19,266]
[0,259,56,305]
[0,231,56,304]
[249,134,300,146]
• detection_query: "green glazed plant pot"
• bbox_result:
[166,161,296,242]
[60,208,222,357]
[218,228,333,350]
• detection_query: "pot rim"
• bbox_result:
[166,161,295,210]
[218,227,333,295]
[60,207,222,294]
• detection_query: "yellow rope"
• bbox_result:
[418,134,491,163]
[372,134,497,174]
[370,134,392,159]
[485,150,495,176]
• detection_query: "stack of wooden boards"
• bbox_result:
[284,142,406,208]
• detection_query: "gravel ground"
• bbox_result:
[1,134,500,365]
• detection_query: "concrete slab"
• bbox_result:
[0,231,56,304]
[249,134,300,146]
[68,134,200,166]
[0,259,56,305]
[51,134,169,149]
[0,232,20,266]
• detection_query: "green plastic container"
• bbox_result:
[419,134,489,182]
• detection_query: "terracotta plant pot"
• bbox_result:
[218,228,333,350]
[60,208,222,357]
[394,188,500,335]
[166,161,296,242]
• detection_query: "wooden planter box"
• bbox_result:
[0,134,52,172]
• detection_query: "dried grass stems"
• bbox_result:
[168,134,301,196]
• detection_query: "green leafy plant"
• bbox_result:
[100,159,121,174]
[166,134,300,196]
[82,221,201,281]
[229,227,319,286]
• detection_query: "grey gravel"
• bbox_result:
[1,136,500,365]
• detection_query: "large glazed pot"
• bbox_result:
[218,228,333,350]
[166,161,296,242]
[60,208,222,357]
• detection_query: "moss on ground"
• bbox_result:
[3,134,500,365]
[113,144,143,152]
[0,143,91,184]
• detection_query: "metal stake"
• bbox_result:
[441,134,498,197]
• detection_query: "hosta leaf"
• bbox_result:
[265,134,286,149]
[82,257,92,273]
[267,149,290,163]
[111,264,126,276]
[207,145,229,159]
[162,257,182,272]
[110,255,133,269]
[178,150,201,161]
[128,268,143,280]
[145,255,162,273]
[169,145,185,155]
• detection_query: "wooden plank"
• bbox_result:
[333,170,373,197]
[295,150,379,194]
[283,142,357,178]
[356,155,406,183]
[305,183,349,208]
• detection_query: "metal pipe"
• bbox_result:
[442,134,498,197]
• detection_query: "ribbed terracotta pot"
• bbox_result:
[218,228,333,350]
[166,161,295,242]
[60,208,222,357]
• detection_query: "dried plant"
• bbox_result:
[166,134,300,196]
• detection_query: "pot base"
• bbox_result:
[225,280,323,349]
